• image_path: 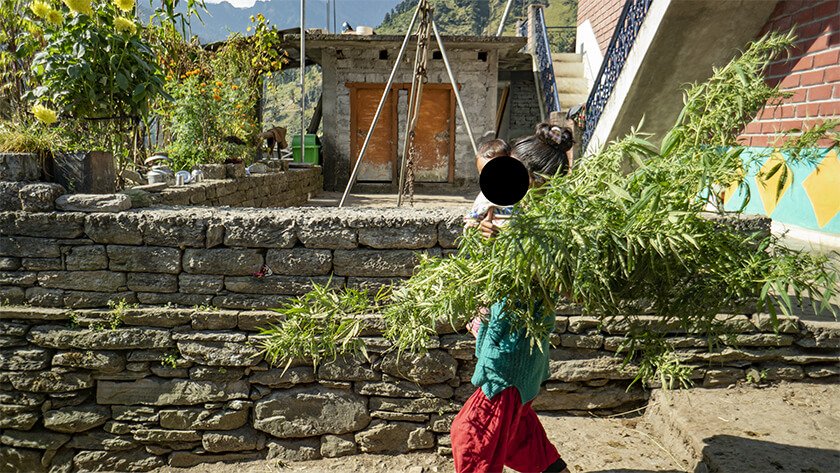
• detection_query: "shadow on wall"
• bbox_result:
[695,435,840,473]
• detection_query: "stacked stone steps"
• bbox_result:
[552,52,589,111]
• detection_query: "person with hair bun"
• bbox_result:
[450,123,574,473]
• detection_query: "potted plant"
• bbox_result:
[26,0,166,193]
[0,120,64,181]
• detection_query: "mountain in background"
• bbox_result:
[142,0,402,43]
[378,0,576,36]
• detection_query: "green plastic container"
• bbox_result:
[291,134,321,165]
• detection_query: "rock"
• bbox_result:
[119,308,192,328]
[751,313,799,333]
[121,188,154,208]
[0,152,40,181]
[237,310,283,331]
[333,249,433,277]
[437,218,463,248]
[179,274,225,294]
[159,408,248,430]
[224,275,333,295]
[43,405,110,433]
[356,381,453,399]
[265,438,321,462]
[107,245,182,274]
[532,384,648,411]
[320,434,357,458]
[96,378,249,405]
[189,366,246,382]
[0,348,50,370]
[55,194,131,213]
[297,216,358,249]
[805,364,839,378]
[548,355,637,382]
[202,427,265,452]
[111,406,158,422]
[265,248,332,275]
[37,271,126,292]
[1,446,45,473]
[19,183,65,212]
[138,210,208,247]
[370,411,428,422]
[357,225,437,249]
[703,368,744,387]
[355,421,434,453]
[66,432,137,451]
[176,340,261,367]
[28,326,173,350]
[760,364,805,381]
[52,351,125,373]
[168,451,263,468]
[190,310,239,330]
[72,448,164,472]
[249,367,315,387]
[379,351,457,385]
[6,370,93,393]
[430,413,455,433]
[223,213,296,248]
[798,320,840,348]
[709,314,755,333]
[183,248,263,275]
[0,236,61,258]
[85,213,143,245]
[63,245,107,271]
[318,356,380,382]
[254,386,370,438]
[0,429,70,450]
[368,397,461,414]
[0,411,38,430]
[133,429,201,443]
[722,334,795,347]
[560,334,604,349]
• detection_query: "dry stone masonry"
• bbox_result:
[0,207,838,472]
[0,305,837,472]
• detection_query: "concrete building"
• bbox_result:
[576,0,839,238]
[281,33,536,192]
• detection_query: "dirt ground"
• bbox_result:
[158,414,683,473]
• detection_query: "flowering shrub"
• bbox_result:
[164,71,257,170]
[28,0,165,122]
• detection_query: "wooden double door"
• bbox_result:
[349,83,456,184]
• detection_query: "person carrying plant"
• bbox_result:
[450,122,575,473]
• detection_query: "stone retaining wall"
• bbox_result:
[0,207,461,309]
[0,168,322,212]
[0,305,837,472]
[150,168,322,208]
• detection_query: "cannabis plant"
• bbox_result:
[261,32,838,385]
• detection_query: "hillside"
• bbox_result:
[378,0,576,36]
[140,0,402,43]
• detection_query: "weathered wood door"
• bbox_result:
[349,85,397,182]
[412,86,455,183]
[348,83,455,184]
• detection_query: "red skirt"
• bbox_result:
[450,387,562,473]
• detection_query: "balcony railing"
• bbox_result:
[582,0,654,150]
[519,6,562,115]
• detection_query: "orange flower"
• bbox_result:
[200,82,206,87]
[213,95,221,101]
[180,74,186,79]
[231,85,239,90]
[215,81,223,87]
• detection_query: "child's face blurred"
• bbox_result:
[476,155,492,174]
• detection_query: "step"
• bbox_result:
[552,60,584,78]
[551,52,582,62]
[643,383,840,473]
[558,92,588,110]
[554,76,589,94]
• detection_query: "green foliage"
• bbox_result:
[150,14,285,168]
[105,298,136,330]
[28,0,165,121]
[0,120,65,153]
[257,283,390,371]
[262,66,322,136]
[260,33,838,388]
[160,351,179,369]
[0,0,43,121]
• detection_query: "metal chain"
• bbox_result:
[404,132,417,205]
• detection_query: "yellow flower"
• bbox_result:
[30,1,51,19]
[231,85,238,90]
[32,104,58,125]
[215,81,223,87]
[46,8,63,25]
[114,16,136,34]
[114,0,134,12]
[63,0,93,15]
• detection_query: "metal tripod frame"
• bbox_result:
[338,0,478,208]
